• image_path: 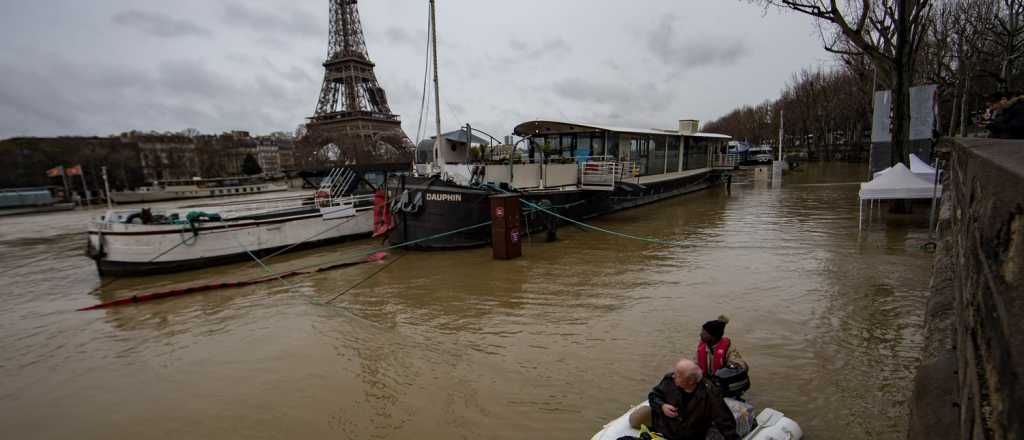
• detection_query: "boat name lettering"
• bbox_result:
[425,192,462,202]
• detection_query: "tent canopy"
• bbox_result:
[909,153,936,174]
[860,162,941,200]
[872,153,938,182]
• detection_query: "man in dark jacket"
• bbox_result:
[648,358,739,440]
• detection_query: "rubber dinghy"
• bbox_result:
[590,400,802,440]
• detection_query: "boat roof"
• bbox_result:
[426,130,490,145]
[513,120,732,139]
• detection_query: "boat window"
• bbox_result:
[667,136,681,172]
[592,135,605,157]
[650,135,667,175]
[577,135,592,159]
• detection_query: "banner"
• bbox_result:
[66,165,82,176]
[909,84,939,140]
[46,165,64,177]
[871,90,892,143]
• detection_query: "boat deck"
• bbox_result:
[633,167,711,185]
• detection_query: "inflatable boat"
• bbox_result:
[590,399,802,440]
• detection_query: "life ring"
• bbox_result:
[315,190,330,200]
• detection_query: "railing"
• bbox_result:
[316,168,357,200]
[315,193,373,210]
[580,160,640,189]
[711,153,739,168]
[580,161,619,188]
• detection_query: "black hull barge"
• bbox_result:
[388,120,734,250]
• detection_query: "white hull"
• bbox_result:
[88,207,373,276]
[110,182,289,204]
[591,401,802,440]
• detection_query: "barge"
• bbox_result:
[87,169,376,276]
[387,120,735,249]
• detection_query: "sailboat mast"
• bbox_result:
[429,0,444,167]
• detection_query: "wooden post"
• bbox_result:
[490,194,522,260]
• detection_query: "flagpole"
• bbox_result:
[60,166,71,204]
[78,168,90,208]
[102,166,113,209]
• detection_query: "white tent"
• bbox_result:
[858,162,942,230]
[909,153,938,183]
[873,154,938,182]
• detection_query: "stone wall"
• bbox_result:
[908,138,1024,439]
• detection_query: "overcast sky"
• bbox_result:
[0,0,835,141]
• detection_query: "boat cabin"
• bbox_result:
[415,130,491,165]
[513,120,732,175]
[414,119,732,191]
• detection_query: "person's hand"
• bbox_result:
[661,403,678,418]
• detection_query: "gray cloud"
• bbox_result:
[157,60,235,98]
[111,10,212,38]
[380,27,427,50]
[507,37,571,60]
[551,77,674,113]
[222,3,323,39]
[647,15,748,72]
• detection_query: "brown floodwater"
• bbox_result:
[0,163,935,439]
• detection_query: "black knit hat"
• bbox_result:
[702,315,729,339]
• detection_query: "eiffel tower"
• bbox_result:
[306,0,411,162]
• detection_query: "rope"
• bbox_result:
[521,198,690,247]
[277,219,493,276]
[220,221,295,290]
[245,214,358,266]
[480,182,691,247]
[414,9,432,144]
[87,223,207,295]
[324,254,404,304]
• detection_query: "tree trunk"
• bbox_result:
[960,73,970,136]
[948,93,958,137]
[891,0,912,168]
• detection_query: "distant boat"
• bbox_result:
[109,175,289,204]
[0,187,75,217]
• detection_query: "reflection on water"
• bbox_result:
[0,164,933,439]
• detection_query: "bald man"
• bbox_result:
[647,358,739,440]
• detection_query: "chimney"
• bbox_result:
[678,119,700,135]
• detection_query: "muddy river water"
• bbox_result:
[0,163,935,439]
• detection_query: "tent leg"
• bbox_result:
[858,200,863,231]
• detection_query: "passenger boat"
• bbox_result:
[386,120,736,249]
[0,187,75,217]
[87,169,373,276]
[109,175,289,204]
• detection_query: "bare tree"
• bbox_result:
[985,0,1024,91]
[753,0,933,166]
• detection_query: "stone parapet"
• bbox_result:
[908,138,1024,439]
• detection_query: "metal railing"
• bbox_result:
[711,153,739,168]
[315,193,374,210]
[579,160,640,189]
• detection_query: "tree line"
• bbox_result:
[705,0,1024,161]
